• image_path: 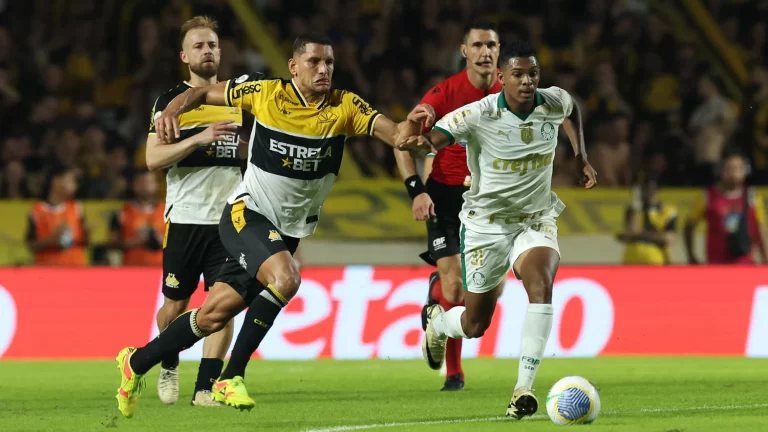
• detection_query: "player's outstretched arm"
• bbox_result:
[145,121,237,171]
[397,129,452,154]
[371,103,435,148]
[562,101,597,189]
[155,81,228,143]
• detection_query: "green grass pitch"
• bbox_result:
[1,357,766,431]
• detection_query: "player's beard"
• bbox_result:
[190,61,218,79]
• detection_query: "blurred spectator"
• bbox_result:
[25,166,89,266]
[617,177,677,265]
[0,0,761,201]
[583,60,633,120]
[685,151,768,265]
[552,142,577,187]
[108,170,165,266]
[746,64,768,182]
[688,72,738,186]
[0,160,30,198]
[591,114,632,186]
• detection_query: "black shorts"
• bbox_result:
[216,201,300,303]
[162,223,229,301]
[421,178,468,266]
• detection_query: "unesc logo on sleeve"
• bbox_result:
[352,97,373,115]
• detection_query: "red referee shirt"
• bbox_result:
[421,70,503,186]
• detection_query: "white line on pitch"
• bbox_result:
[302,403,768,432]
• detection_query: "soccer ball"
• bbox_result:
[545,376,601,425]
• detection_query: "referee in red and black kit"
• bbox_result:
[394,20,502,392]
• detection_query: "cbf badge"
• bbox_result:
[521,127,534,144]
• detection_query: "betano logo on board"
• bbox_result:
[0,266,766,359]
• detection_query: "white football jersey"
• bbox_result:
[433,87,572,235]
[149,82,244,225]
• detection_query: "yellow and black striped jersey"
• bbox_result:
[223,75,381,237]
[149,81,245,224]
[622,202,678,265]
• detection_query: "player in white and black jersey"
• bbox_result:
[143,16,248,407]
[113,33,433,418]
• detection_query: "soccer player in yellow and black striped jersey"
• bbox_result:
[142,16,246,408]
[617,178,678,265]
[114,33,433,417]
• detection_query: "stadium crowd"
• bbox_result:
[0,0,766,201]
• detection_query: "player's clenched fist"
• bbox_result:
[412,192,436,221]
[576,154,598,189]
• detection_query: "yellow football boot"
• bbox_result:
[211,376,256,411]
[115,347,146,418]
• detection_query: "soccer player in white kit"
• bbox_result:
[400,40,597,419]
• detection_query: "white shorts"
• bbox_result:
[460,215,560,294]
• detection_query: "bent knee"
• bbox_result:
[463,317,492,338]
[195,309,230,334]
[442,277,464,303]
[525,274,554,304]
[268,271,301,301]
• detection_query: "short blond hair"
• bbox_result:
[180,16,219,48]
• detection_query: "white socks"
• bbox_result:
[515,303,554,390]
[430,301,553,391]
[432,306,468,338]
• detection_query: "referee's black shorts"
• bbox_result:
[162,222,229,301]
[421,178,468,266]
[216,201,300,304]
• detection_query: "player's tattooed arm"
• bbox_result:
[563,101,597,189]
[154,81,229,143]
